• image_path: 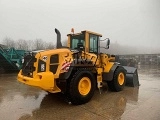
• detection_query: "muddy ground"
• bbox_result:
[0,65,160,120]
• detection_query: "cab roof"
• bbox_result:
[67,30,102,37]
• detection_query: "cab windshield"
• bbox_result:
[70,33,85,50]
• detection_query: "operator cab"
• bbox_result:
[67,30,102,54]
[70,33,85,51]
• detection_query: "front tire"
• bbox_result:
[107,66,126,92]
[67,70,96,105]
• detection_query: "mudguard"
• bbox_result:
[102,63,121,81]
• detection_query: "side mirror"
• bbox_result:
[106,39,110,49]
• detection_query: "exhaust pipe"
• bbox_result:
[55,28,62,48]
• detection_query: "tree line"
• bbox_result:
[2,37,156,54]
[1,37,59,51]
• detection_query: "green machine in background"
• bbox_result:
[0,46,26,73]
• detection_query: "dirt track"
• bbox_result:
[0,65,160,120]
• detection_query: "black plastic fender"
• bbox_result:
[58,59,96,80]
[102,63,124,81]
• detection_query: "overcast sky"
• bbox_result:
[0,0,160,49]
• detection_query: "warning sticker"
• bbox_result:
[61,62,71,72]
[42,56,47,61]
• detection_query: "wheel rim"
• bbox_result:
[78,77,91,96]
[118,72,125,85]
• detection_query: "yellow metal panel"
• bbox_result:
[17,71,61,93]
[39,48,70,56]
[97,68,103,75]
[33,53,40,76]
[104,62,114,72]
[98,53,114,72]
[85,32,89,53]
[67,35,70,48]
[58,52,73,75]
[82,30,102,37]
[96,68,103,88]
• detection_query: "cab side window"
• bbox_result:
[89,34,98,53]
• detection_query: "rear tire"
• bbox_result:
[67,70,96,105]
[107,66,126,92]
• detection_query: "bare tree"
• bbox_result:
[15,39,29,50]
[27,40,35,51]
[45,42,55,49]
[2,37,15,48]
[34,39,45,50]
[62,39,67,46]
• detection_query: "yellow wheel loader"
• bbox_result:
[17,28,139,105]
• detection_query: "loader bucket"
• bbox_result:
[123,66,140,87]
